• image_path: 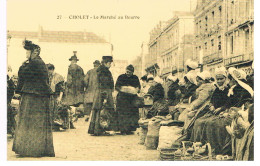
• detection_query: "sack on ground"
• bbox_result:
[145,118,162,149]
[158,126,183,150]
[139,127,148,144]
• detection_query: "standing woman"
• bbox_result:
[115,65,141,135]
[88,56,115,136]
[12,40,55,157]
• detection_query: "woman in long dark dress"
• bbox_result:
[12,40,55,157]
[115,65,141,135]
[88,56,115,136]
[190,67,230,151]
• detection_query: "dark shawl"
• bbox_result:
[16,56,51,96]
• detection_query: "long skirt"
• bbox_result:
[116,93,139,133]
[12,93,55,157]
[191,113,232,155]
[88,109,105,135]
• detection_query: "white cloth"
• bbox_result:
[154,76,163,84]
[197,70,211,81]
[215,67,227,77]
[185,70,197,85]
[167,75,178,82]
[185,59,198,69]
[228,67,253,97]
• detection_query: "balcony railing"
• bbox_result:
[203,51,223,64]
[224,52,254,66]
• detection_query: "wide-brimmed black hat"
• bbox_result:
[102,56,113,63]
[69,55,79,61]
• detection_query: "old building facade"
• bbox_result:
[193,0,226,73]
[146,12,194,78]
[193,0,254,74]
[225,0,254,75]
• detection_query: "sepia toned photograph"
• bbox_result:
[4,0,254,161]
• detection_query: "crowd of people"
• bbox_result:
[7,40,254,160]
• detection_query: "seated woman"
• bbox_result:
[181,71,215,138]
[167,75,182,106]
[233,104,254,161]
[190,67,230,148]
[146,76,168,119]
[194,67,253,156]
[181,72,198,103]
[169,72,198,120]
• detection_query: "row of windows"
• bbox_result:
[196,36,222,55]
[195,5,222,35]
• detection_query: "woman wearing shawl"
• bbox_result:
[115,65,141,135]
[224,67,253,158]
[199,68,253,155]
[13,40,55,157]
[234,104,254,160]
[167,75,182,106]
[190,67,230,153]
[181,71,215,139]
[181,72,198,103]
[146,76,168,118]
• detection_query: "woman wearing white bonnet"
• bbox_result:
[190,67,230,155]
[214,67,229,91]
[167,74,182,106]
[227,67,253,98]
[182,70,215,133]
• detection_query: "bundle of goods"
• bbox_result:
[120,86,138,94]
[138,119,150,144]
[145,116,166,150]
[56,104,76,130]
[100,108,112,130]
[173,141,214,161]
[173,141,194,161]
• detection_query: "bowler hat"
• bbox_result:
[102,56,113,62]
[126,64,134,72]
[69,55,79,61]
[93,60,101,65]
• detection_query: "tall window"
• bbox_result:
[205,42,208,55]
[199,20,202,33]
[205,16,208,31]
[211,39,214,53]
[212,11,215,23]
[245,29,250,51]
[231,35,234,54]
[219,6,222,23]
[218,36,222,51]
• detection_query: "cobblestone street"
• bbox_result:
[7,118,159,161]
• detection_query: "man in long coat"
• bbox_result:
[83,60,100,121]
[64,52,84,107]
[88,56,115,136]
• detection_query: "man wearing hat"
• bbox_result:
[83,60,101,121]
[115,64,141,135]
[64,51,84,107]
[88,56,115,136]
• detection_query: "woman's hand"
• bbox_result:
[209,106,215,112]
[213,108,222,114]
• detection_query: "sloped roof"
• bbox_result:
[8,30,107,43]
